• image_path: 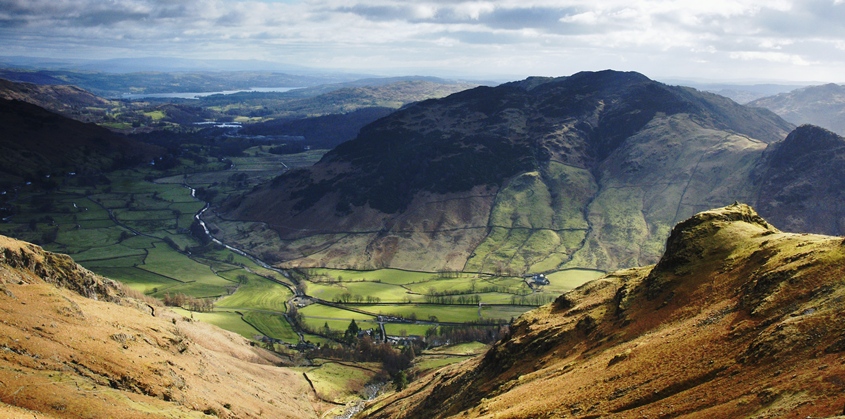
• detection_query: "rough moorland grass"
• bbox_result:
[241,311,298,343]
[432,341,488,354]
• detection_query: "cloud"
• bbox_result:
[0,0,844,81]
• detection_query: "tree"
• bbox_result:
[344,319,360,343]
[393,370,408,391]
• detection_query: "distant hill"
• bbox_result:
[0,78,115,122]
[237,79,478,148]
[0,98,161,186]
[0,68,345,97]
[747,83,845,135]
[0,234,327,418]
[360,204,845,418]
[216,70,804,274]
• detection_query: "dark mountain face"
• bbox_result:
[281,71,790,215]
[756,124,845,234]
[218,70,806,273]
[0,98,161,185]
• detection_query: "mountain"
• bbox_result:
[0,78,115,122]
[748,83,845,135]
[0,99,161,186]
[359,204,845,418]
[0,234,327,418]
[215,70,798,274]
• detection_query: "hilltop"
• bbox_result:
[0,234,329,418]
[360,204,845,418]
[217,70,804,274]
[748,83,845,135]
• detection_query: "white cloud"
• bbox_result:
[0,0,844,81]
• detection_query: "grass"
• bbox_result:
[89,266,182,294]
[545,268,605,293]
[298,304,376,331]
[296,361,377,403]
[216,274,292,312]
[307,268,441,285]
[241,311,299,343]
[170,308,263,340]
[140,244,233,289]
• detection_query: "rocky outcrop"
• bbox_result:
[361,205,845,418]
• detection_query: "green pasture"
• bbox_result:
[297,361,377,403]
[90,266,182,294]
[298,304,376,331]
[216,274,292,312]
[307,268,442,285]
[171,308,262,340]
[80,254,147,268]
[241,311,299,343]
[545,268,605,293]
[141,244,229,285]
[414,356,468,373]
[306,280,416,303]
[383,323,432,336]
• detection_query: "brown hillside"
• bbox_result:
[360,204,845,418]
[0,235,329,418]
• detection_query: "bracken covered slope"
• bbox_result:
[0,235,328,418]
[360,204,845,418]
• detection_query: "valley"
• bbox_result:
[2,66,845,418]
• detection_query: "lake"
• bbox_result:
[121,87,300,100]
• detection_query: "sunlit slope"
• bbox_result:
[362,204,845,418]
[0,235,328,418]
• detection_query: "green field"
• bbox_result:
[241,311,299,343]
[295,361,378,404]
[171,308,263,340]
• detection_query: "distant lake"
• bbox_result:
[121,87,299,100]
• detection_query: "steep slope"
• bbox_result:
[756,124,845,235]
[0,235,327,418]
[361,204,845,418]
[0,98,161,186]
[216,70,794,273]
[748,83,845,135]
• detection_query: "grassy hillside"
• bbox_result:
[361,204,845,418]
[0,235,329,418]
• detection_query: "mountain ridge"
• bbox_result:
[359,204,845,418]
[215,70,803,274]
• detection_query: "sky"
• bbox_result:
[2,0,845,82]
